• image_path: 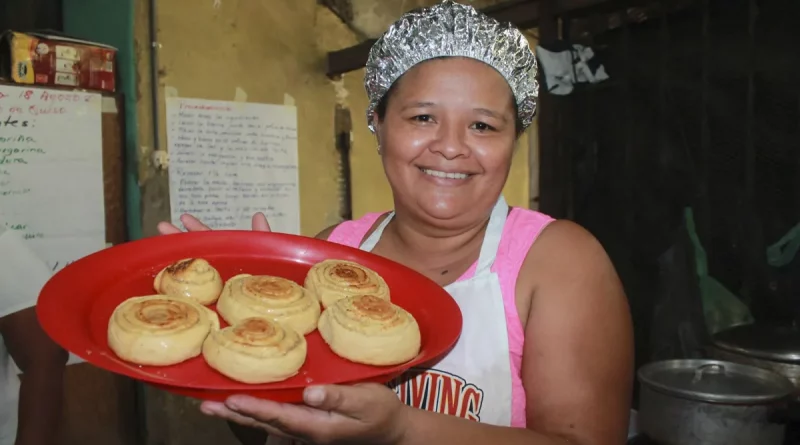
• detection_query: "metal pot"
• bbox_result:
[637,359,796,445]
[708,323,800,389]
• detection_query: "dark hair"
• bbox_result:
[374,72,525,138]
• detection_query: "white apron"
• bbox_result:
[363,196,513,425]
[267,197,514,445]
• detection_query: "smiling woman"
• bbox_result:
[158,1,634,445]
[374,56,520,229]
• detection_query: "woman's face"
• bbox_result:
[374,57,518,230]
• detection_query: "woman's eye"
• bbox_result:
[471,122,495,132]
[413,115,432,123]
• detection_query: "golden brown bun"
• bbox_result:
[304,259,390,309]
[107,294,220,366]
[154,258,224,305]
[216,274,320,335]
[318,294,421,366]
[202,317,307,384]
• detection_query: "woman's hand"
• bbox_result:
[157,213,272,235]
[200,383,409,445]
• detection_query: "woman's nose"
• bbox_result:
[430,122,468,159]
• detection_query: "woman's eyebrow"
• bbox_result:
[401,101,436,111]
[474,107,507,122]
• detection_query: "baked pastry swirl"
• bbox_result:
[154,258,224,305]
[202,317,308,384]
[304,259,390,309]
[318,294,421,366]
[107,294,220,366]
[216,274,320,335]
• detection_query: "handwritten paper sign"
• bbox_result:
[0,85,106,272]
[166,97,300,234]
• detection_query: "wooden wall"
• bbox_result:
[536,0,800,404]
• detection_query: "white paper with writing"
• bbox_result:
[166,97,300,234]
[0,85,106,273]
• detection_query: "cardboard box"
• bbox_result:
[0,31,117,93]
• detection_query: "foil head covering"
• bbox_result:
[364,0,538,133]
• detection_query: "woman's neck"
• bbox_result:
[377,209,491,282]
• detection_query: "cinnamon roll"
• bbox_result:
[107,294,220,366]
[216,274,320,335]
[202,317,308,384]
[304,259,390,309]
[154,258,224,305]
[318,294,421,366]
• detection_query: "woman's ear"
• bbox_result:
[372,112,384,153]
[371,111,382,134]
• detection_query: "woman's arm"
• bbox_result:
[522,220,634,444]
[402,220,633,445]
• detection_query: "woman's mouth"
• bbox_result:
[419,168,471,180]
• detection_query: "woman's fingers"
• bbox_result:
[180,214,211,231]
[200,401,302,441]
[252,212,272,232]
[156,221,183,235]
[156,214,209,235]
[158,212,269,235]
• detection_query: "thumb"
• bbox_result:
[252,212,272,232]
[303,385,374,419]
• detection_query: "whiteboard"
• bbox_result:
[0,85,106,273]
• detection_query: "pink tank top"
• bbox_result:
[327,207,555,427]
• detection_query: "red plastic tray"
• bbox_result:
[37,231,462,402]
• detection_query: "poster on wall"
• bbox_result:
[165,97,300,235]
[0,84,106,273]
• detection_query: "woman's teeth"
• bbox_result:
[421,168,469,180]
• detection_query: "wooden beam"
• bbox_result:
[327,39,377,77]
[566,0,698,40]
[319,0,354,23]
[326,0,612,77]
[535,0,566,217]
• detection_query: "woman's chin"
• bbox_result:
[417,200,475,224]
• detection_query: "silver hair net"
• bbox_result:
[364,0,538,133]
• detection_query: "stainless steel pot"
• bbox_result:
[638,359,796,445]
[708,323,800,389]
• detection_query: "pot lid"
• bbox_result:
[713,322,800,364]
[638,359,795,404]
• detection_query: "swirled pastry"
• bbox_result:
[154,258,224,305]
[202,317,307,384]
[107,294,220,366]
[304,259,390,309]
[318,294,421,366]
[216,274,320,335]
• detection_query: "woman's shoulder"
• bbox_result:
[505,207,600,247]
[506,207,557,232]
[314,223,341,240]
[521,217,613,279]
[313,212,390,245]
[497,207,557,258]
[506,209,609,286]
